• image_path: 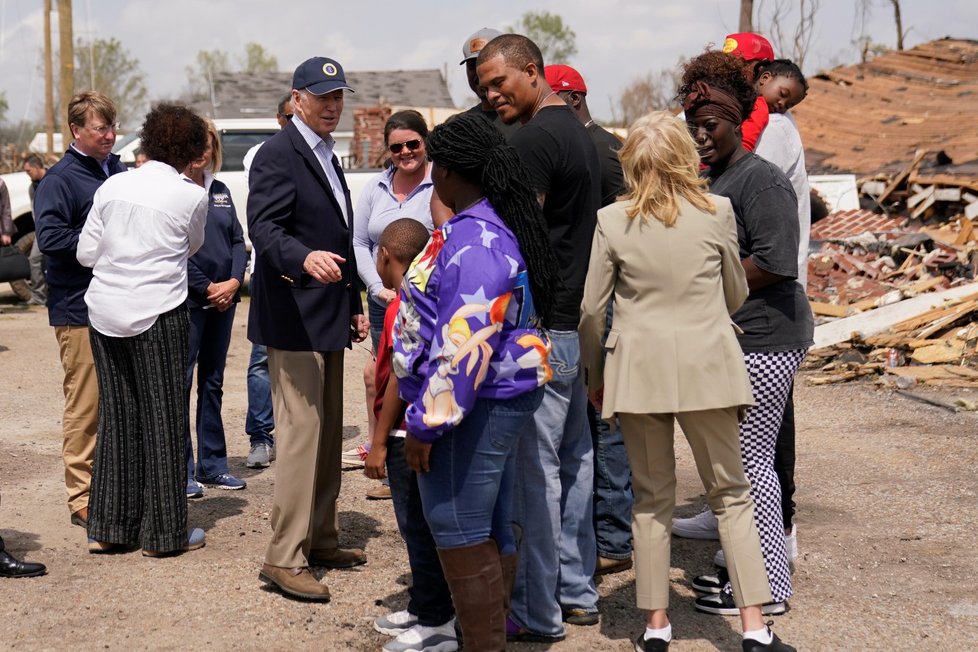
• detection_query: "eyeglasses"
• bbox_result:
[389,139,422,154]
[85,122,119,136]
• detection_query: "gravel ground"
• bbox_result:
[1,295,977,651]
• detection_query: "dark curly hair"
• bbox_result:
[426,112,560,328]
[139,103,208,171]
[757,58,809,94]
[677,50,757,121]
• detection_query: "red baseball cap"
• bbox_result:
[723,33,775,61]
[545,64,587,94]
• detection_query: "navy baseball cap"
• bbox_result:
[292,57,355,95]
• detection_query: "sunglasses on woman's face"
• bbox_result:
[389,139,422,154]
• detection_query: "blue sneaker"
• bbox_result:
[186,479,205,499]
[198,473,247,490]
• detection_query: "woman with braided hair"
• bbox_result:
[679,51,813,645]
[394,111,558,650]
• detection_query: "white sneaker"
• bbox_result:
[713,526,798,570]
[374,609,417,635]
[341,444,367,469]
[672,509,720,540]
[383,619,458,652]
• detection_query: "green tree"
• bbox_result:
[73,37,148,129]
[239,42,278,74]
[507,10,578,64]
[0,91,8,125]
[185,49,231,103]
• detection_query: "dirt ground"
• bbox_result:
[1,292,977,651]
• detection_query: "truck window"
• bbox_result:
[220,130,277,172]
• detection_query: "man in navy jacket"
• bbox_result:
[34,91,127,530]
[249,56,368,601]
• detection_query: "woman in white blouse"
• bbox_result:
[78,104,210,557]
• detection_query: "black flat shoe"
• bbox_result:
[0,549,47,578]
[743,630,796,652]
[635,633,670,651]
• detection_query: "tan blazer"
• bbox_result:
[580,196,754,419]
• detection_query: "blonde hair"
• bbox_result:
[618,111,715,226]
[204,120,222,174]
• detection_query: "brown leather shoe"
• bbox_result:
[366,483,392,500]
[70,507,89,528]
[595,555,633,576]
[308,547,367,569]
[259,564,331,601]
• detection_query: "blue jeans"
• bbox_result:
[512,330,598,636]
[245,342,274,447]
[417,389,542,556]
[368,294,387,353]
[386,437,455,626]
[185,305,235,481]
[589,403,634,559]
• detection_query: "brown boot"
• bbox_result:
[437,540,506,652]
[500,552,518,616]
[258,564,331,601]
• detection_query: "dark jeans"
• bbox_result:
[185,305,235,481]
[386,437,454,626]
[245,342,274,447]
[775,384,796,529]
[589,403,634,559]
[368,294,387,353]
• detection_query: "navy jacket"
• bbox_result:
[247,121,362,352]
[187,178,247,309]
[35,148,127,326]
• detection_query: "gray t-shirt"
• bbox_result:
[709,153,814,353]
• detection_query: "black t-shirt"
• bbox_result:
[709,153,814,352]
[465,103,522,140]
[587,123,625,208]
[511,105,600,330]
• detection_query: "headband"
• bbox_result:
[682,81,743,125]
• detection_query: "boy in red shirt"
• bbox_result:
[364,218,458,652]
[722,32,774,151]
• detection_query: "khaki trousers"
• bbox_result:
[55,325,98,516]
[619,409,772,611]
[264,347,345,568]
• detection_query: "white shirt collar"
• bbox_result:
[292,113,336,155]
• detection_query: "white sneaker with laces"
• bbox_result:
[383,619,458,652]
[672,509,719,540]
[342,444,367,469]
[374,609,417,635]
[713,526,798,570]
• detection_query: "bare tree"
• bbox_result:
[740,0,755,32]
[756,0,820,68]
[855,0,907,53]
[615,64,683,127]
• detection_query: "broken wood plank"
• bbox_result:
[909,339,966,364]
[935,187,962,202]
[887,365,978,382]
[878,149,928,204]
[810,301,848,318]
[914,300,978,339]
[908,185,935,209]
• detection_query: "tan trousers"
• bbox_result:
[264,347,345,568]
[55,325,98,516]
[619,409,773,611]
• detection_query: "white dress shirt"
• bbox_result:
[291,114,349,224]
[77,160,208,337]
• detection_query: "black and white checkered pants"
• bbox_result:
[733,349,806,604]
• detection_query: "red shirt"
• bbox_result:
[741,96,769,152]
[373,296,406,428]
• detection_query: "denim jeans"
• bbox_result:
[386,436,455,626]
[416,388,543,556]
[367,294,387,353]
[185,305,235,480]
[245,342,274,447]
[511,330,598,636]
[589,402,634,559]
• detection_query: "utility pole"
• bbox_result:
[739,0,754,32]
[57,0,74,149]
[44,0,54,156]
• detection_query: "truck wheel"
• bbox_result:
[8,233,35,301]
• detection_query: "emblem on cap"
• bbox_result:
[469,38,489,52]
[722,37,738,54]
[323,62,338,76]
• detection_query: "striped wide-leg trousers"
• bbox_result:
[87,305,190,553]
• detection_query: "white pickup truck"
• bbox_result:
[1,118,377,297]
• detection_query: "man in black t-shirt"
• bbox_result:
[458,27,521,139]
[545,64,635,580]
[545,64,625,207]
[477,34,601,640]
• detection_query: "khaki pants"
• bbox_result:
[619,408,772,610]
[264,348,345,568]
[55,325,98,516]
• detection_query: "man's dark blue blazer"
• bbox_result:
[247,120,362,352]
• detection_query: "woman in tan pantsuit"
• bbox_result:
[580,112,794,652]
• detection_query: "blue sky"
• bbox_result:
[0,0,975,124]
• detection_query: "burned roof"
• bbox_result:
[793,37,978,186]
[195,69,457,131]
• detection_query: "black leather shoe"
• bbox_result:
[634,633,670,651]
[742,630,796,652]
[0,544,47,578]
